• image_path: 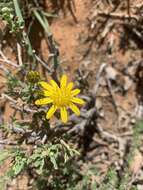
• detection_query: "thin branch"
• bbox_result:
[0,93,17,104]
[0,140,17,145]
[127,0,130,17]
[0,50,19,68]
[35,54,52,72]
[17,42,23,66]
[91,63,107,97]
[98,11,138,21]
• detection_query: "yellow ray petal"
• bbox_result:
[70,103,80,115]
[43,90,52,96]
[60,107,68,123]
[35,98,53,105]
[60,75,67,88]
[71,89,80,96]
[66,82,73,91]
[71,97,85,105]
[46,105,57,119]
[50,79,59,88]
[39,81,53,92]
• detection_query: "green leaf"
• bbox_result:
[42,11,58,18]
[50,156,58,170]
[12,157,27,176]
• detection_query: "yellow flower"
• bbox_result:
[35,75,85,123]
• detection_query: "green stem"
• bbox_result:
[33,9,60,73]
[12,0,23,23]
[13,0,35,60]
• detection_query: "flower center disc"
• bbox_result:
[52,88,71,107]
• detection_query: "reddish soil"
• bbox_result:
[51,0,89,72]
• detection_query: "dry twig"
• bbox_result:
[0,49,19,68]
[98,11,138,21]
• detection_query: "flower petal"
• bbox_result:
[70,103,80,115]
[35,98,53,105]
[60,107,68,123]
[50,80,59,88]
[60,75,67,88]
[71,97,85,105]
[43,90,52,96]
[46,105,57,119]
[71,89,80,96]
[38,81,53,91]
[66,82,73,91]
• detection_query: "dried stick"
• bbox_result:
[68,108,96,134]
[92,63,107,97]
[17,42,23,66]
[35,54,52,73]
[96,124,127,158]
[0,140,17,145]
[106,76,120,117]
[98,11,138,21]
[0,64,9,73]
[0,93,45,114]
[0,93,17,104]
[0,49,19,68]
[127,0,130,17]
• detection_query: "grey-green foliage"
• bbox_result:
[99,169,118,190]
[132,120,143,149]
[118,170,133,190]
[68,166,99,190]
[6,72,23,95]
[6,71,39,103]
[0,149,14,189]
[28,144,60,173]
[10,150,27,176]
[28,141,79,174]
[0,0,14,13]
[118,120,143,190]
[1,6,24,33]
[0,149,27,189]
[0,140,79,179]
[131,186,138,190]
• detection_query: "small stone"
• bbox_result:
[130,118,136,124]
[105,66,117,81]
[99,111,105,118]
[124,76,133,91]
[96,98,102,110]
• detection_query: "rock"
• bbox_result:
[96,98,102,110]
[105,66,117,81]
[124,76,133,91]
